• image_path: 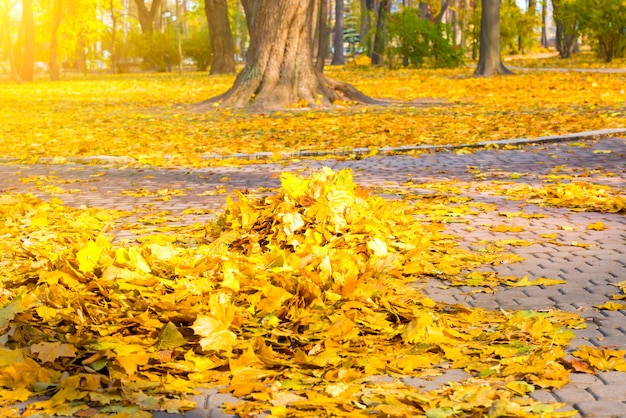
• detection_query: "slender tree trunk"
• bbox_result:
[360,0,376,56]
[331,0,345,65]
[134,0,162,33]
[371,0,390,65]
[419,1,432,20]
[316,0,330,70]
[204,0,236,74]
[199,0,378,112]
[49,0,64,81]
[474,0,513,76]
[540,0,548,48]
[435,0,451,23]
[19,0,35,82]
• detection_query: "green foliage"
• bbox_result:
[131,31,180,72]
[387,8,464,69]
[183,29,212,71]
[575,0,626,62]
[500,0,539,54]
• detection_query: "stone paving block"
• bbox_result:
[597,371,626,385]
[529,389,559,404]
[553,387,597,403]
[574,400,626,417]
[587,384,626,401]
[567,372,603,388]
[401,369,471,391]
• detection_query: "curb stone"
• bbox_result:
[0,129,624,166]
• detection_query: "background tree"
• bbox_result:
[315,0,330,70]
[359,0,376,55]
[371,0,390,65]
[576,0,626,62]
[204,0,236,73]
[474,0,513,76]
[0,0,22,81]
[48,0,64,80]
[331,0,345,65]
[540,0,548,48]
[134,0,163,33]
[552,0,578,58]
[18,0,35,82]
[200,0,378,112]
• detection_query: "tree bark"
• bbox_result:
[19,0,35,82]
[474,0,513,76]
[435,0,451,24]
[204,0,236,74]
[371,0,390,65]
[331,0,345,65]
[48,0,64,81]
[199,0,378,112]
[134,0,163,33]
[540,0,548,48]
[360,0,376,56]
[315,0,330,71]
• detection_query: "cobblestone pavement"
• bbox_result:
[1,137,625,417]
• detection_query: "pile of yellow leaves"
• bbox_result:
[0,169,596,417]
[0,67,624,167]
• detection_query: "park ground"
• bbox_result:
[0,56,625,417]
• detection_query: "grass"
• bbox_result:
[0,62,624,168]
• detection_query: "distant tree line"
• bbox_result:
[1,0,623,82]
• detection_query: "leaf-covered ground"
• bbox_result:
[2,165,625,417]
[0,66,624,167]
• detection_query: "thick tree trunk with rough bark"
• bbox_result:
[199,0,378,112]
[204,0,236,74]
[474,0,513,76]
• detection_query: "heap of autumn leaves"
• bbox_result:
[0,168,594,417]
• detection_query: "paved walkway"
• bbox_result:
[1,137,625,417]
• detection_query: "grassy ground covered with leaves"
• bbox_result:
[0,65,624,167]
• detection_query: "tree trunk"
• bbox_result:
[204,0,236,74]
[474,0,513,76]
[48,0,64,81]
[435,0,451,24]
[331,0,345,65]
[371,0,390,65]
[315,0,330,71]
[199,0,378,112]
[134,0,162,33]
[19,0,35,82]
[540,0,548,48]
[360,0,376,56]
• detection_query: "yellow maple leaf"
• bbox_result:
[30,342,76,364]
[587,221,607,231]
[76,241,103,273]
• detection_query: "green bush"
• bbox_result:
[183,29,212,71]
[500,1,538,55]
[131,31,180,72]
[388,9,464,69]
[576,0,626,62]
